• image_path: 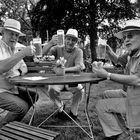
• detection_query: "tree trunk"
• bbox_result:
[89,0,98,62]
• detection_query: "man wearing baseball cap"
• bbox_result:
[93,19,140,140]
[0,18,37,127]
[43,28,85,120]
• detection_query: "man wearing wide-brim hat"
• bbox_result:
[0,18,37,127]
[92,19,140,140]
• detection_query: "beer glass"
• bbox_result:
[33,37,42,57]
[57,29,64,47]
[97,44,106,59]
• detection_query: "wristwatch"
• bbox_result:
[107,72,111,80]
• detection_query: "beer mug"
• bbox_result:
[33,37,42,57]
[97,44,106,59]
[57,29,64,47]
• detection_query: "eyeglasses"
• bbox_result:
[123,31,140,40]
[123,33,133,40]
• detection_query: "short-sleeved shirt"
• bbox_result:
[50,46,85,70]
[119,50,140,128]
[0,39,27,94]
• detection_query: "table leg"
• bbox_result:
[25,87,38,126]
[85,83,94,139]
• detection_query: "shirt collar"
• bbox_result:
[0,39,14,54]
[129,49,140,58]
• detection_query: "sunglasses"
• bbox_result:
[123,33,133,40]
[123,31,140,40]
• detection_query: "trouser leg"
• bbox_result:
[0,88,38,126]
[99,89,127,99]
[96,98,126,137]
[0,92,29,126]
[67,84,84,116]
[48,85,64,109]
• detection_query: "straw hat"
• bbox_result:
[65,28,78,39]
[0,19,25,36]
[115,19,140,39]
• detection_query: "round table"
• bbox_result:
[10,72,105,139]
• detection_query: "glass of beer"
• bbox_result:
[33,37,42,58]
[57,29,64,47]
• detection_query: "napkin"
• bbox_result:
[23,76,49,81]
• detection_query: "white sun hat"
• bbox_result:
[65,28,78,39]
[0,18,25,36]
[115,19,140,39]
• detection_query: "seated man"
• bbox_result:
[43,29,85,120]
[92,19,140,140]
[0,18,38,128]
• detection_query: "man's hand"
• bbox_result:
[92,61,108,78]
[22,45,36,56]
[49,35,58,46]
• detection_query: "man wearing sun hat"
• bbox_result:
[42,28,85,120]
[92,19,140,140]
[0,18,37,128]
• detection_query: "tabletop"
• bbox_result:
[9,72,106,86]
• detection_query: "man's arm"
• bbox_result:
[0,46,34,74]
[42,35,58,55]
[106,45,128,67]
[106,45,119,64]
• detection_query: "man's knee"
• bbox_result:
[96,99,106,114]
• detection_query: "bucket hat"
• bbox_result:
[0,18,25,36]
[115,19,140,39]
[65,28,78,39]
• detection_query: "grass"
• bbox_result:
[0,80,123,140]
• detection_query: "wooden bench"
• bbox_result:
[0,121,60,140]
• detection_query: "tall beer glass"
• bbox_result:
[33,37,42,58]
[57,29,64,47]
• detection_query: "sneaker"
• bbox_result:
[104,134,120,140]
[117,132,130,140]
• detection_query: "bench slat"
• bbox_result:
[11,121,59,137]
[0,129,27,140]
[2,125,47,140]
[1,121,59,140]
[0,134,13,140]
[2,124,53,140]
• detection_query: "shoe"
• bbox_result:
[68,110,78,120]
[117,132,130,140]
[104,134,120,140]
[54,111,67,120]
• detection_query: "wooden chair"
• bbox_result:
[0,121,60,140]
